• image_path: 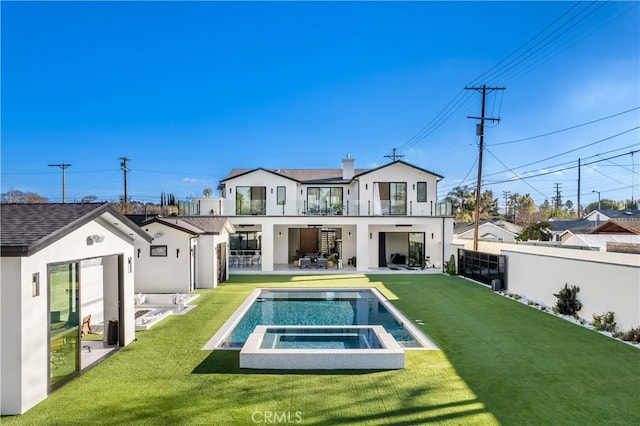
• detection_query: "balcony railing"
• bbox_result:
[183,197,452,217]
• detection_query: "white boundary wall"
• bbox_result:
[456,240,640,330]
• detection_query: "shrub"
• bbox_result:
[447,254,457,275]
[553,284,582,315]
[619,327,640,344]
[592,311,617,333]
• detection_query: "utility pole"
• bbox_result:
[384,148,404,162]
[119,157,130,213]
[554,183,562,210]
[577,158,581,217]
[465,85,506,251]
[48,163,72,203]
[503,190,511,217]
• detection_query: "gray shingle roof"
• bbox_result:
[220,160,443,183]
[548,218,594,233]
[1,203,152,256]
[178,216,234,234]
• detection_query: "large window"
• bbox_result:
[230,231,262,251]
[307,187,343,215]
[236,186,266,215]
[417,182,427,202]
[277,186,286,205]
[377,182,407,215]
[49,263,80,389]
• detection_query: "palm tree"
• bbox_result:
[203,188,213,198]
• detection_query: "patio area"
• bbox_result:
[6,274,638,425]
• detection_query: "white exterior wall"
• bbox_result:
[196,235,215,288]
[505,249,639,330]
[459,240,640,331]
[135,223,192,294]
[356,163,440,216]
[1,257,23,416]
[223,170,299,216]
[1,218,138,415]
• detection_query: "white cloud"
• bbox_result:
[181,177,198,184]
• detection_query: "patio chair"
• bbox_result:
[300,257,312,269]
[316,258,328,269]
[81,315,93,352]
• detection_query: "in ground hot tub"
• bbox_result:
[239,325,405,370]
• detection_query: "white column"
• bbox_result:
[356,222,369,272]
[262,225,274,272]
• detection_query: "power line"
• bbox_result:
[489,107,639,146]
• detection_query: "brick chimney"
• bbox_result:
[342,154,355,180]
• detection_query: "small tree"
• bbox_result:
[203,187,213,198]
[553,284,582,315]
[516,221,552,241]
[446,254,457,275]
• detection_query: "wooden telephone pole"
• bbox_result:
[465,85,505,251]
[48,163,72,203]
[119,157,130,213]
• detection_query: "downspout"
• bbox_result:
[189,236,197,291]
[442,216,446,273]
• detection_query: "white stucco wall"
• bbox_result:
[1,257,23,416]
[135,223,192,294]
[196,235,215,288]
[504,249,639,330]
[1,218,138,415]
[457,240,640,331]
[356,162,440,217]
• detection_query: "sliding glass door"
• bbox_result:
[49,263,80,388]
[408,233,425,267]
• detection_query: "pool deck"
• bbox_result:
[231,263,444,275]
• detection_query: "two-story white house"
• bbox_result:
[192,155,454,272]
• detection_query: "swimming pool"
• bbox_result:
[204,288,438,350]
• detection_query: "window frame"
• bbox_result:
[417,181,427,202]
[150,245,168,257]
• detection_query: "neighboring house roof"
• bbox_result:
[453,220,522,238]
[590,218,640,235]
[1,203,152,257]
[564,234,640,249]
[584,209,640,221]
[548,218,594,234]
[220,160,443,184]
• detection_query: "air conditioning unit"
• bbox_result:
[491,279,502,291]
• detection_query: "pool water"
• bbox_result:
[221,289,418,348]
[260,327,383,350]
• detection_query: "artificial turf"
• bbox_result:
[4,274,638,425]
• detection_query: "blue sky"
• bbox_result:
[2,1,639,210]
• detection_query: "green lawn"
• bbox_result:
[6,274,638,425]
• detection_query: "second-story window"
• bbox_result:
[417,182,427,202]
[236,186,266,215]
[377,182,407,215]
[277,186,286,205]
[307,187,343,215]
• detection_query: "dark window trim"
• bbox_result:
[150,245,168,257]
[417,181,427,202]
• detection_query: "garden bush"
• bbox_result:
[592,311,617,333]
[553,283,582,316]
